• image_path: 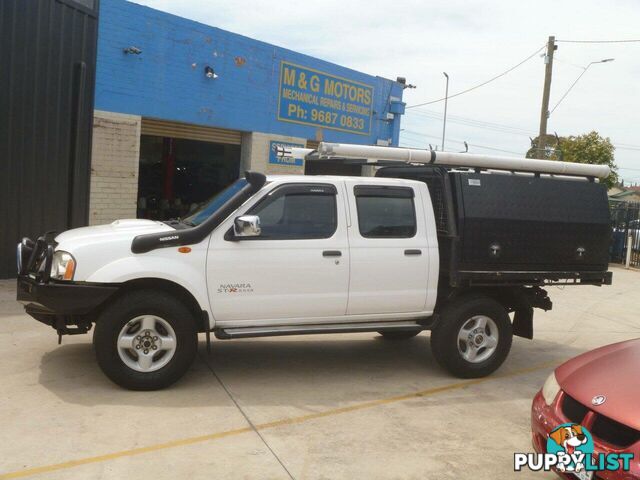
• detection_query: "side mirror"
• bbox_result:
[233,215,261,238]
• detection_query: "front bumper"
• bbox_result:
[17,275,119,318]
[531,390,640,480]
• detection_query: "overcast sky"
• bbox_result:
[133,0,640,183]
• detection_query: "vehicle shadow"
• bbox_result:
[37,342,220,407]
[38,333,586,408]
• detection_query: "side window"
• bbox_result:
[355,186,416,238]
[248,184,338,239]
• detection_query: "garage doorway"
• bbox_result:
[137,135,241,220]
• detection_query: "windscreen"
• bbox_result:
[182,179,248,226]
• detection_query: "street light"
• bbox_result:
[549,58,615,115]
[442,72,449,151]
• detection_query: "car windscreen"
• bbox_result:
[182,179,248,226]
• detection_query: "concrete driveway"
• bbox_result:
[1,266,638,480]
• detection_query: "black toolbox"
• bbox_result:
[377,166,611,286]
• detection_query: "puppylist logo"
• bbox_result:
[515,423,634,475]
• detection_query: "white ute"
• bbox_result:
[17,143,613,390]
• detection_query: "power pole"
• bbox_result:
[537,35,556,158]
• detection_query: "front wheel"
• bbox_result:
[430,295,512,378]
[94,290,198,390]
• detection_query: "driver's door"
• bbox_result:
[206,181,350,324]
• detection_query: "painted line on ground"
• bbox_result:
[0,359,559,479]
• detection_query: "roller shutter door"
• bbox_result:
[141,118,242,145]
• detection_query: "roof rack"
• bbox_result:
[277,142,610,179]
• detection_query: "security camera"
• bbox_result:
[204,66,218,79]
[123,46,142,55]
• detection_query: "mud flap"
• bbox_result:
[513,307,534,339]
[512,287,552,340]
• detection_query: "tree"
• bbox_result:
[526,134,561,160]
[526,131,618,188]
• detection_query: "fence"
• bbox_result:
[610,201,640,268]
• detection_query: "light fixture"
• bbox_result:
[204,66,218,79]
[123,46,142,55]
[396,76,416,89]
[549,57,615,116]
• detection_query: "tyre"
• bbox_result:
[430,294,512,378]
[377,330,421,340]
[94,290,198,390]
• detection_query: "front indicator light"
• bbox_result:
[51,251,76,281]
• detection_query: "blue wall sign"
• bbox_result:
[277,61,374,136]
[268,141,304,166]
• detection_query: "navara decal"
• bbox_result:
[218,283,253,294]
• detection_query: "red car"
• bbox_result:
[531,339,640,479]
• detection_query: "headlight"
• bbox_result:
[542,371,561,405]
[51,251,76,281]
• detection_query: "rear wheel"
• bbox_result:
[377,330,421,340]
[430,295,512,378]
[94,290,198,390]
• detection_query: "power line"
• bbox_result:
[553,56,587,70]
[616,142,640,150]
[406,109,535,137]
[556,39,640,44]
[408,109,533,133]
[405,110,639,152]
[406,44,546,108]
[400,130,525,155]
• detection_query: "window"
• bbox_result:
[355,186,416,238]
[248,184,337,239]
[183,179,247,226]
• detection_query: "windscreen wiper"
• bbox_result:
[162,218,194,229]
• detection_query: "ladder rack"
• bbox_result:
[277,142,610,179]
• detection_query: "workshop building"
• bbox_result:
[92,0,406,224]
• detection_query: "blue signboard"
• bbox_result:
[277,61,374,136]
[268,140,304,167]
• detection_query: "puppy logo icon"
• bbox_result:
[547,423,593,472]
[515,422,634,475]
[547,423,592,473]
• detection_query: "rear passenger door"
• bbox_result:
[345,180,429,315]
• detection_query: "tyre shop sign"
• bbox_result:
[277,61,374,135]
[268,140,304,167]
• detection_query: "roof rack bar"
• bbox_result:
[303,143,610,179]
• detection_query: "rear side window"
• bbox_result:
[355,186,416,238]
[248,184,337,239]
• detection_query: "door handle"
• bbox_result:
[323,250,342,257]
[404,249,422,256]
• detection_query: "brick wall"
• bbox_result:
[89,111,141,225]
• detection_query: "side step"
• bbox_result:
[214,321,429,340]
